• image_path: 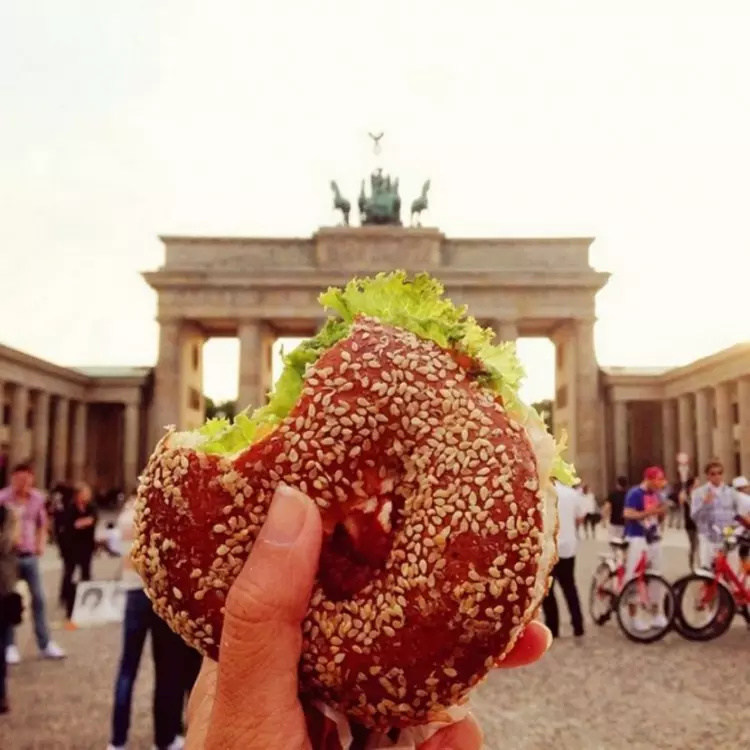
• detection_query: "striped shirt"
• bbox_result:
[690,483,740,543]
[0,487,46,555]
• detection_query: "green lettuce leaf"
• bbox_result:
[178,271,575,484]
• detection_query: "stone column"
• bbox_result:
[714,382,733,474]
[123,403,140,493]
[70,401,87,481]
[238,319,265,411]
[32,391,51,486]
[553,326,577,457]
[51,396,69,482]
[613,400,629,480]
[493,320,518,344]
[694,388,713,475]
[8,383,29,470]
[661,399,677,480]
[677,393,695,474]
[738,377,750,477]
[574,319,603,494]
[151,319,183,447]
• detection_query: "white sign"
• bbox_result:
[71,581,126,627]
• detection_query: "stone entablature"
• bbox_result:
[602,344,750,483]
[0,344,150,491]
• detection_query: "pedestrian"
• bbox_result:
[61,482,97,628]
[0,463,65,663]
[675,476,698,569]
[623,466,670,631]
[603,476,628,540]
[690,460,742,570]
[0,503,19,713]
[731,476,750,565]
[541,480,585,638]
[107,496,187,750]
[581,483,599,539]
[49,483,74,606]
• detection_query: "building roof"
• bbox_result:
[73,366,152,379]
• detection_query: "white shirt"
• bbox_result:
[117,501,143,591]
[556,481,587,558]
[736,489,750,518]
[581,491,598,515]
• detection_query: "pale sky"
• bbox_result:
[2,2,749,405]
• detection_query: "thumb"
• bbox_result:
[206,484,322,747]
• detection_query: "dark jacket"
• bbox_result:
[0,505,18,597]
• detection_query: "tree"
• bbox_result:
[204,397,237,420]
[531,399,553,434]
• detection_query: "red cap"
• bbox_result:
[643,466,666,481]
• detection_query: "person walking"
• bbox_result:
[61,482,97,627]
[0,502,19,713]
[0,463,65,663]
[623,466,670,631]
[107,496,187,750]
[581,483,599,539]
[542,480,586,638]
[690,460,741,570]
[603,476,628,540]
[675,476,698,569]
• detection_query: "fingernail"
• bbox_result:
[261,484,310,546]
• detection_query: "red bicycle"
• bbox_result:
[673,525,750,641]
[589,537,675,643]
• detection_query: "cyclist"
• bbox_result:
[623,466,669,631]
[690,460,742,570]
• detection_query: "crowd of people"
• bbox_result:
[0,462,201,749]
[0,454,747,743]
[543,459,750,637]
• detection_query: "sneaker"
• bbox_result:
[632,616,652,632]
[106,745,126,750]
[652,613,669,629]
[154,736,184,750]
[41,641,66,659]
[5,646,20,665]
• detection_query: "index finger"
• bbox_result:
[495,621,552,669]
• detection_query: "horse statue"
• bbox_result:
[410,179,430,226]
[330,180,351,226]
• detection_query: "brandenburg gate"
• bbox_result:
[144,226,609,492]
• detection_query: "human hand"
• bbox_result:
[186,484,553,750]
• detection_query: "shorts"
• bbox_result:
[608,524,625,541]
[624,536,661,580]
[698,535,721,570]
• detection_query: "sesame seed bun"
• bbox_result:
[132,316,558,729]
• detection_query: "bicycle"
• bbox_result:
[589,537,628,625]
[672,524,750,641]
[588,536,675,642]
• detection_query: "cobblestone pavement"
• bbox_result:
[0,529,747,749]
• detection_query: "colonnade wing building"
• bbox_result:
[1,226,748,495]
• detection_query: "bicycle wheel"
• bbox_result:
[589,561,616,625]
[673,573,735,641]
[615,573,674,643]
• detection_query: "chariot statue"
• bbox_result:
[328,133,430,228]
